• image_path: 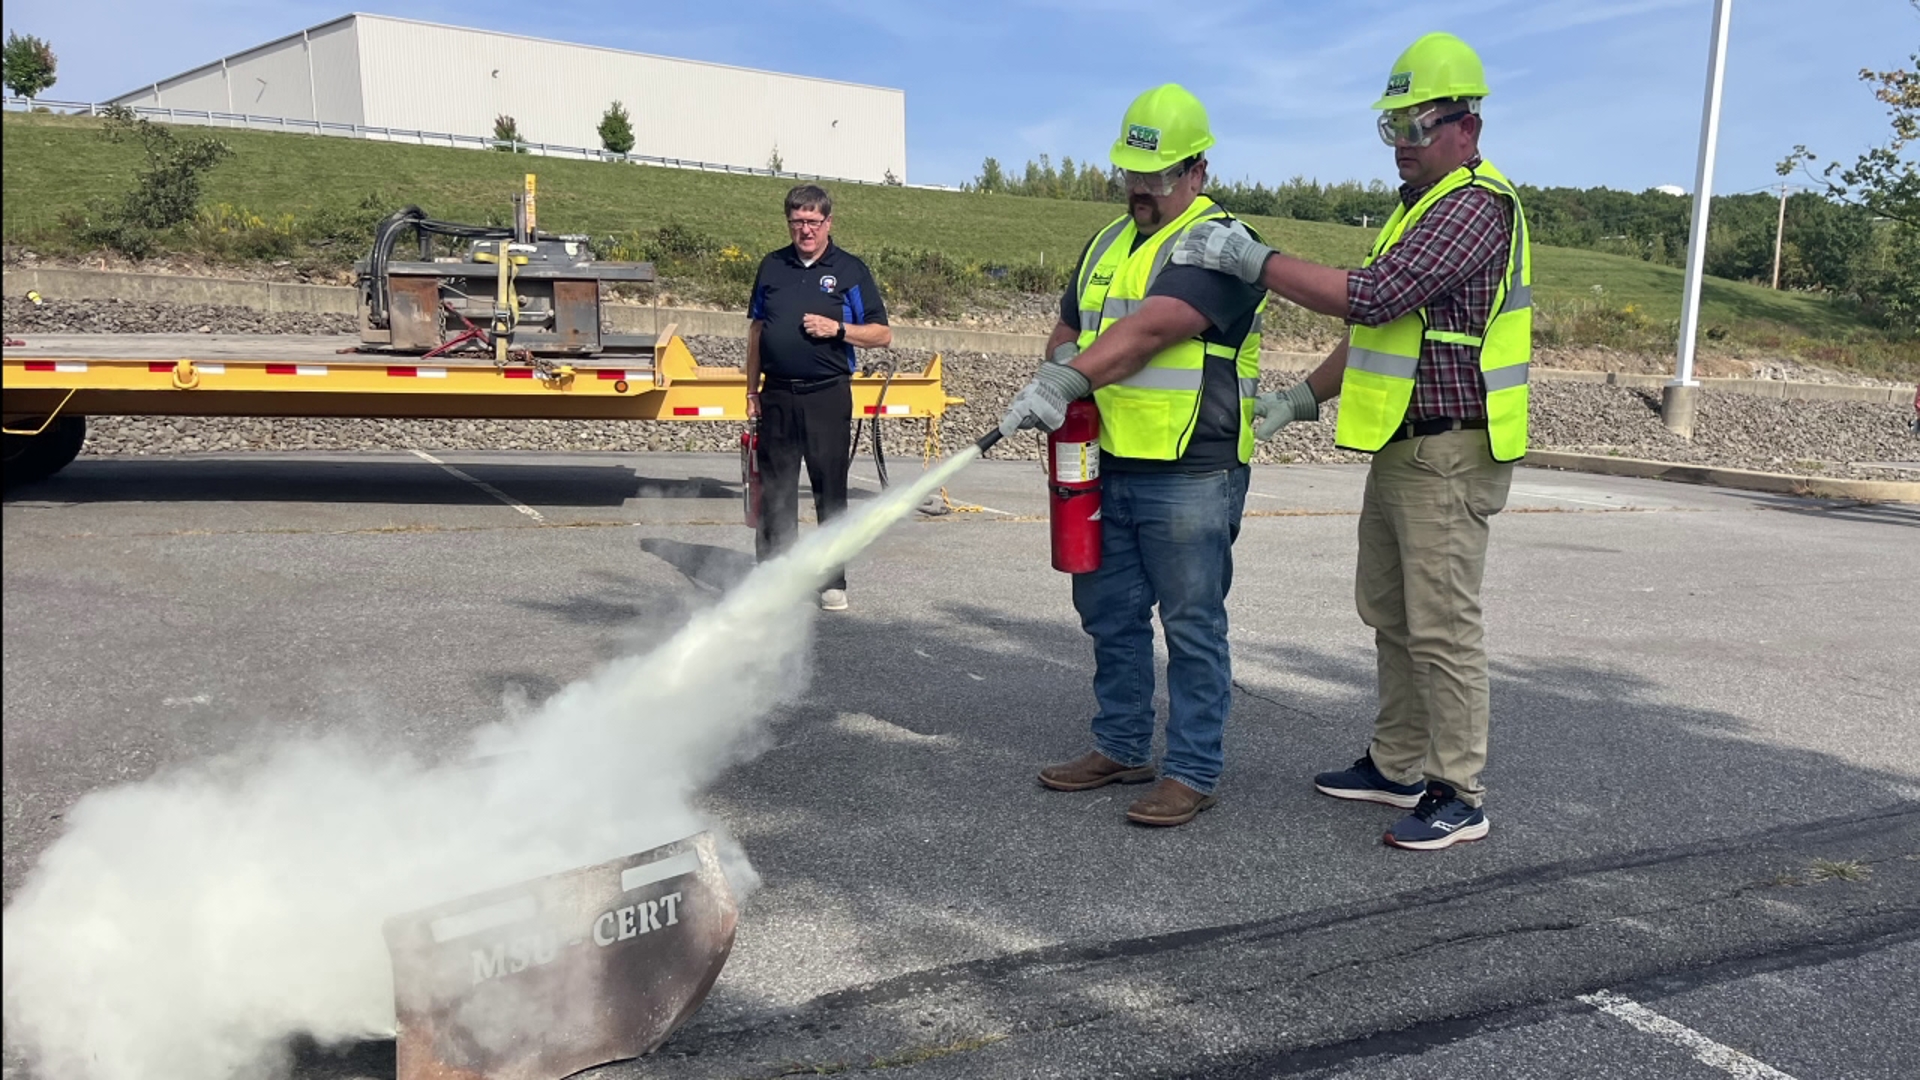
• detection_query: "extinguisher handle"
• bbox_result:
[974,429,1004,453]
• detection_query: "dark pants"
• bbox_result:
[755,375,853,589]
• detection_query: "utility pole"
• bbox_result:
[1664,0,1734,439]
[1770,183,1788,290]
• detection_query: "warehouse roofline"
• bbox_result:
[111,11,904,103]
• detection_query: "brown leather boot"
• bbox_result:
[1038,750,1156,792]
[1125,778,1217,826]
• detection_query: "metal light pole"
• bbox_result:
[1664,0,1735,438]
[1770,183,1789,289]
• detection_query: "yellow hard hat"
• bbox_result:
[1373,32,1490,110]
[1109,84,1215,172]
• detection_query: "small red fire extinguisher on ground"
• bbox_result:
[1047,398,1102,574]
[741,421,762,528]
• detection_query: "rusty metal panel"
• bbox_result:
[384,833,737,1080]
[388,277,444,351]
[551,280,601,353]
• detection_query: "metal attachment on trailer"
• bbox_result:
[356,174,658,359]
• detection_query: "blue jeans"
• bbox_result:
[1070,465,1250,794]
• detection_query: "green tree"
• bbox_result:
[2,31,57,100]
[974,157,1006,192]
[1779,0,1919,328]
[491,114,523,153]
[1781,12,1918,225]
[767,145,783,172]
[597,100,635,155]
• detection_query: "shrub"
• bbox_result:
[76,105,233,257]
[492,114,524,153]
[598,101,635,155]
[864,247,983,318]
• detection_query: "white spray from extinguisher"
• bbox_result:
[0,442,988,1080]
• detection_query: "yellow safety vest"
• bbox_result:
[1073,195,1268,462]
[1335,160,1532,462]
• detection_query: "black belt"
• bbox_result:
[1385,416,1489,444]
[762,374,849,395]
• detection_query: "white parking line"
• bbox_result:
[1578,990,1798,1080]
[409,450,547,523]
[1512,487,1622,508]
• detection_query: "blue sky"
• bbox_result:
[6,0,1914,194]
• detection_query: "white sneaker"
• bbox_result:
[818,588,848,612]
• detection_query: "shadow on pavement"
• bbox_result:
[1732,491,1920,529]
[369,584,1920,1079]
[2,457,742,507]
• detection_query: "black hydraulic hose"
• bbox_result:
[975,429,1004,453]
[852,360,897,489]
[364,208,514,328]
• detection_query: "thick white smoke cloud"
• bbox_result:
[1,448,980,1080]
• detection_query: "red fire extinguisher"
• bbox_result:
[741,422,762,528]
[1047,398,1102,573]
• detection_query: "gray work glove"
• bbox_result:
[1170,220,1276,285]
[1253,382,1319,439]
[1047,341,1081,365]
[1000,362,1091,438]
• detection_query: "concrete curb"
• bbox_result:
[2,266,1072,361]
[1523,450,1920,503]
[6,266,1912,404]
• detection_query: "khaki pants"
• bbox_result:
[1356,430,1513,807]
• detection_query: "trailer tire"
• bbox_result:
[3,415,87,490]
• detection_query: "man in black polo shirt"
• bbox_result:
[745,184,892,611]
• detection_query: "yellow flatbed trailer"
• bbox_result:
[2,328,961,485]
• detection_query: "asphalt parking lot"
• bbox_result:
[4,450,1916,1079]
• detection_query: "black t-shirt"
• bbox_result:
[750,243,890,381]
[1060,216,1265,473]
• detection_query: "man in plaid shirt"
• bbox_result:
[1171,32,1529,851]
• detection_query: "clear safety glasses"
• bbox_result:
[1115,159,1192,197]
[1376,104,1473,148]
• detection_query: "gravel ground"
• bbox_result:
[8,299,1917,481]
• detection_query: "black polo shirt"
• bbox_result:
[749,242,889,381]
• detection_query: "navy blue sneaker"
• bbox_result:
[1314,754,1427,808]
[1384,783,1489,850]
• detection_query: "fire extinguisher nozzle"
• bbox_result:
[974,429,1004,453]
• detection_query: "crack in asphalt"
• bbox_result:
[672,804,1918,1059]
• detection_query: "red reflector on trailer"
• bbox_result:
[149,362,175,373]
[266,364,298,376]
[504,368,534,379]
[24,361,55,371]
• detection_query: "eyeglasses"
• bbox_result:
[1115,160,1193,197]
[787,217,829,231]
[1377,105,1473,148]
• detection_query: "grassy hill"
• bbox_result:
[3,111,1910,376]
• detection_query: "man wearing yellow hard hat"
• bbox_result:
[1171,32,1532,850]
[999,85,1268,827]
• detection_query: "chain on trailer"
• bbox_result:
[916,411,992,516]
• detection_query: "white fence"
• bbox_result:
[2,97,958,191]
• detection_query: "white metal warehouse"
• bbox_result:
[108,13,907,183]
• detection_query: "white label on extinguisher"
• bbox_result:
[1054,439,1100,484]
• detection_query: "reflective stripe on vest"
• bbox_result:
[1334,159,1532,462]
[1074,196,1268,462]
